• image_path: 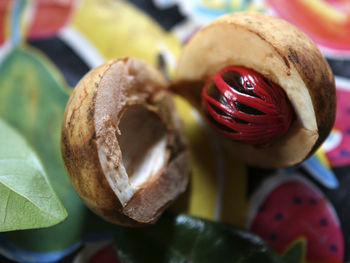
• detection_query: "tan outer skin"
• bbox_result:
[61,58,189,226]
[173,12,336,168]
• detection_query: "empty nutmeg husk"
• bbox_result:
[61,57,189,226]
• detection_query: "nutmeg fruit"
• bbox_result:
[172,12,336,168]
[61,57,189,226]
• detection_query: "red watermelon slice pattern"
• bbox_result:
[247,175,344,263]
[324,82,350,166]
[0,0,11,45]
[27,0,75,40]
[87,243,119,263]
[71,240,119,263]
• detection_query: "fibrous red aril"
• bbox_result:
[201,66,294,146]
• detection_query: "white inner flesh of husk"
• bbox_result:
[175,23,317,132]
[96,104,168,206]
[94,60,169,206]
[117,105,168,188]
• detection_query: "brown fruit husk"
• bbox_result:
[172,12,336,168]
[61,57,189,226]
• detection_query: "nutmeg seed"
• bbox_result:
[61,57,189,226]
[201,66,294,146]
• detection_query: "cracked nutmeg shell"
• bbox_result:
[61,57,189,226]
[172,12,336,168]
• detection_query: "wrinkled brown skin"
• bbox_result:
[172,12,336,167]
[61,58,189,226]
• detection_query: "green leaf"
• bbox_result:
[0,119,67,231]
[114,212,283,263]
[281,239,305,263]
[0,45,108,251]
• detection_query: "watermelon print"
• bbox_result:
[0,0,11,45]
[325,85,350,166]
[248,175,344,263]
[267,0,350,51]
[87,244,119,263]
[27,0,75,40]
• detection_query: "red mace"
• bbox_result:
[201,66,294,146]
